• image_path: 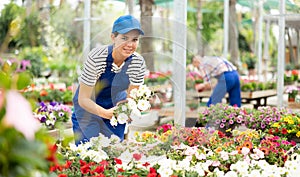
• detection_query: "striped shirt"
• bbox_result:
[79,45,146,86]
[199,56,237,82]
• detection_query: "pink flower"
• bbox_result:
[3,90,40,140]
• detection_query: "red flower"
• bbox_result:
[149,167,157,173]
[292,70,298,76]
[133,153,142,161]
[79,160,87,167]
[268,128,273,135]
[100,160,109,168]
[93,165,105,173]
[281,128,288,134]
[115,158,122,165]
[80,164,91,174]
[217,131,226,138]
[118,168,125,172]
[58,174,68,177]
[143,162,150,167]
[130,175,140,177]
[147,173,157,177]
[64,161,72,169]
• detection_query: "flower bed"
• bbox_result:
[50,124,300,176]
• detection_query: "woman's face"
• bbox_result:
[112,30,140,59]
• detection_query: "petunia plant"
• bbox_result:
[110,85,154,127]
[33,101,72,130]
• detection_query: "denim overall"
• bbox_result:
[72,45,132,145]
[207,60,241,107]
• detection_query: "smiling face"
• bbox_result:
[111,30,140,61]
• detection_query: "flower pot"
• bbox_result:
[288,97,296,102]
[130,111,159,127]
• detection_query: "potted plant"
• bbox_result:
[286,86,299,102]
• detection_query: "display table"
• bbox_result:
[188,90,277,109]
[156,106,204,119]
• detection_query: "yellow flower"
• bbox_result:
[296,131,300,137]
[283,116,290,122]
[134,131,139,137]
[159,135,168,142]
[272,122,280,128]
[287,119,294,124]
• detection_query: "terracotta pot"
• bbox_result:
[288,97,295,102]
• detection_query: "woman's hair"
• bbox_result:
[113,32,119,37]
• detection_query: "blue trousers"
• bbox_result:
[207,70,241,107]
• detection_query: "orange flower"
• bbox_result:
[236,146,243,154]
[172,139,181,146]
[259,147,270,155]
[243,140,253,149]
[190,129,198,136]
[224,141,233,147]
[215,147,222,153]
[182,133,189,140]
[40,89,48,96]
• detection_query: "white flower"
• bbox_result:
[121,105,128,111]
[110,84,153,127]
[224,171,238,177]
[129,88,138,99]
[130,108,142,120]
[252,148,264,159]
[248,169,262,176]
[110,134,121,143]
[117,112,128,124]
[46,119,55,126]
[220,151,229,161]
[241,147,250,155]
[110,116,118,126]
[119,149,132,162]
[91,149,108,163]
[137,99,151,111]
[127,98,137,110]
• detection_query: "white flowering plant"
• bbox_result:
[110,85,154,126]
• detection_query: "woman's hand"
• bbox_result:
[101,107,115,119]
[116,99,128,106]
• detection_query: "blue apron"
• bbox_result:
[72,45,132,145]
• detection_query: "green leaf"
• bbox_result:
[16,71,32,90]
[0,71,11,89]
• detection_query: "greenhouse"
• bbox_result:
[0,0,300,176]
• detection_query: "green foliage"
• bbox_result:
[0,2,24,47]
[243,53,256,70]
[23,88,73,104]
[0,61,57,177]
[240,80,276,92]
[0,62,32,90]
[0,128,49,176]
[187,1,223,43]
[15,11,42,47]
[49,3,81,49]
[18,47,47,77]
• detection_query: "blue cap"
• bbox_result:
[112,15,144,35]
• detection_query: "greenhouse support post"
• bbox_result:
[172,0,187,126]
[277,0,285,107]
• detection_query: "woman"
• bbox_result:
[72,15,146,145]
